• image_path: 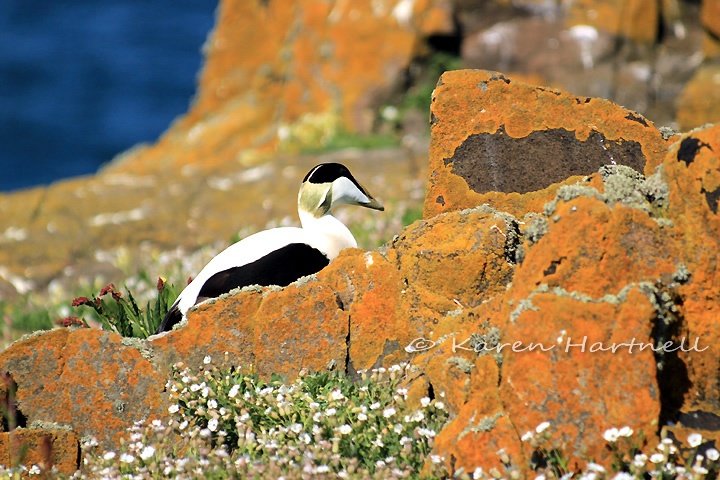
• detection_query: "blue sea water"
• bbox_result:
[0,0,217,192]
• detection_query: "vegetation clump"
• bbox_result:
[78,360,450,479]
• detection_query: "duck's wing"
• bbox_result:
[197,242,329,299]
[155,228,329,333]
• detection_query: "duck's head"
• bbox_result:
[298,163,384,218]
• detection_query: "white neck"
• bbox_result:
[298,209,358,260]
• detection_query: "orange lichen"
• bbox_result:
[425,70,668,219]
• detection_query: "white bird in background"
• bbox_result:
[155,162,384,333]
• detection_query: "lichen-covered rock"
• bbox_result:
[565,0,660,43]
[676,64,720,131]
[0,429,79,475]
[662,124,720,413]
[423,70,669,219]
[0,329,166,451]
[701,0,720,40]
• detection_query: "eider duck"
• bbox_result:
[155,163,384,333]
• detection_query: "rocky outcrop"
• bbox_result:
[1,71,719,475]
[676,64,720,132]
[423,69,669,218]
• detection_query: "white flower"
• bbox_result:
[139,446,155,460]
[313,412,323,422]
[535,475,546,480]
[208,418,219,432]
[693,466,709,475]
[618,426,633,437]
[536,421,551,433]
[203,356,211,364]
[706,448,719,461]
[190,383,203,392]
[119,453,135,464]
[316,465,330,473]
[611,473,634,480]
[383,407,396,418]
[299,432,311,444]
[207,399,218,409]
[420,397,431,407]
[396,388,408,396]
[649,453,664,463]
[430,455,443,464]
[289,423,303,434]
[370,402,381,410]
[587,462,605,473]
[28,465,41,475]
[394,423,403,433]
[521,431,534,442]
[228,385,240,398]
[412,411,425,422]
[400,436,412,445]
[688,433,703,448]
[179,420,188,430]
[338,424,352,435]
[603,428,619,442]
[434,401,445,410]
[633,453,647,467]
[376,460,386,468]
[329,389,344,401]
[103,451,116,461]
[358,412,368,421]
[201,387,209,398]
[326,407,337,416]
[312,424,321,435]
[473,467,484,479]
[418,428,436,438]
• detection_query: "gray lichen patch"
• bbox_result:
[640,167,670,209]
[659,126,678,141]
[28,420,73,431]
[600,165,648,209]
[543,185,601,216]
[523,215,549,245]
[446,356,474,373]
[121,337,155,363]
[672,263,691,284]
[458,411,505,440]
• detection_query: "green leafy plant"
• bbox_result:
[0,297,54,339]
[68,278,178,338]
[403,51,462,114]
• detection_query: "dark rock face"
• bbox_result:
[446,126,646,194]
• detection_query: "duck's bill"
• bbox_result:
[362,197,384,211]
